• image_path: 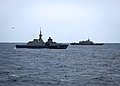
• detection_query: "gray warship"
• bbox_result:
[70,38,104,45]
[16,29,68,49]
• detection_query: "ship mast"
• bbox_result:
[88,36,90,41]
[39,27,44,43]
[39,27,42,41]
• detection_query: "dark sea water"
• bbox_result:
[0,43,120,86]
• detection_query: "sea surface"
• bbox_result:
[0,43,120,86]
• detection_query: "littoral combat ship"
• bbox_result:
[16,29,68,49]
[70,38,104,45]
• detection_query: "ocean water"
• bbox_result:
[0,43,120,86]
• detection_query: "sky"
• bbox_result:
[0,0,120,43]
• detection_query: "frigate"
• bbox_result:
[70,38,104,45]
[16,29,68,49]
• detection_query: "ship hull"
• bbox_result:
[70,43,104,45]
[16,44,68,49]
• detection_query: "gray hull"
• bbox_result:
[16,44,68,49]
[70,43,104,45]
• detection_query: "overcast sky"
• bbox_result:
[0,0,120,43]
